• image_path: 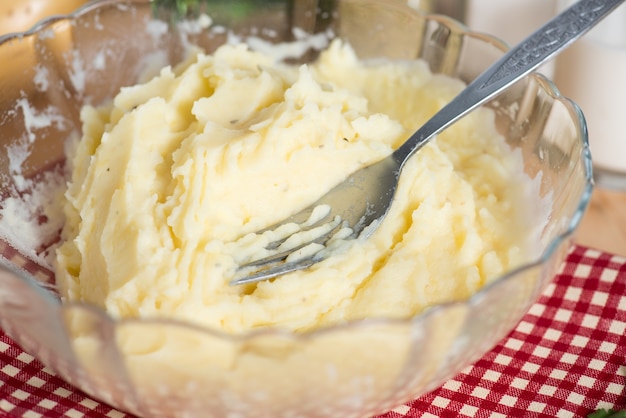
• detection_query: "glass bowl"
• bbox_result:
[0,0,592,417]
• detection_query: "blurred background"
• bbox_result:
[0,0,89,33]
[1,0,625,256]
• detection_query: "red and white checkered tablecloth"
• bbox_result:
[1,245,625,418]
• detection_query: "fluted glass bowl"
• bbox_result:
[0,0,592,417]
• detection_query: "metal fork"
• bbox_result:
[231,0,624,286]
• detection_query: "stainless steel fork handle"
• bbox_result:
[392,0,626,166]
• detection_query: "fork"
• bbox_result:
[231,0,624,285]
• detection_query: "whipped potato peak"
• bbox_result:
[55,39,530,334]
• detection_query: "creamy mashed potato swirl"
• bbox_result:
[56,40,527,333]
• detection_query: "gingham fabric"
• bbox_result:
[1,245,625,418]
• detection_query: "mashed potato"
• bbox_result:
[55,40,528,334]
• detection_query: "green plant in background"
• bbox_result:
[588,409,626,418]
[154,0,200,17]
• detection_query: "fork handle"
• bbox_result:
[392,0,625,166]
